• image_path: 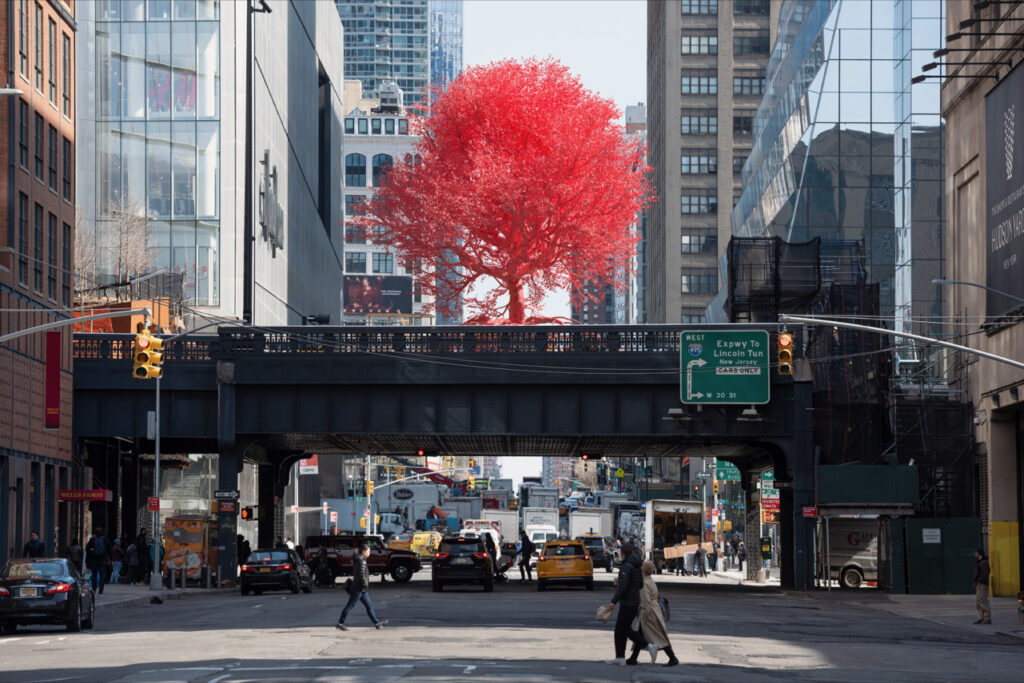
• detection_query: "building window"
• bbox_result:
[681,193,718,214]
[733,155,749,174]
[345,194,366,216]
[681,268,717,293]
[34,3,42,92]
[345,153,366,187]
[345,223,367,244]
[385,118,395,135]
[681,150,717,175]
[48,19,56,104]
[733,115,755,136]
[18,0,28,78]
[62,33,70,117]
[398,119,409,135]
[681,33,718,55]
[681,307,706,324]
[734,71,766,95]
[372,154,393,187]
[681,229,718,254]
[344,118,355,135]
[34,203,43,292]
[372,252,394,274]
[357,118,368,134]
[681,0,717,14]
[345,252,367,273]
[17,194,28,286]
[734,31,770,55]
[47,213,56,300]
[734,0,770,15]
[34,113,43,180]
[48,125,57,190]
[371,118,382,134]
[18,100,29,169]
[681,109,717,135]
[62,222,70,305]
[62,137,71,201]
[681,69,717,95]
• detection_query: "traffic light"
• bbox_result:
[367,480,375,496]
[240,507,254,520]
[580,453,603,461]
[132,331,164,379]
[713,478,719,495]
[777,332,794,376]
[468,459,477,469]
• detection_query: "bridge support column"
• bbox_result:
[216,370,240,587]
[257,464,276,549]
[778,380,816,591]
[745,475,761,582]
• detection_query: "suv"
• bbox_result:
[432,536,494,592]
[304,534,421,583]
[576,534,614,573]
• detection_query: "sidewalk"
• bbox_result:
[802,589,1024,642]
[93,582,214,610]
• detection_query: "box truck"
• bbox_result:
[568,509,614,539]
[441,496,483,522]
[481,509,520,544]
[643,500,703,572]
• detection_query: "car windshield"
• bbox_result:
[247,551,290,563]
[579,537,603,548]
[545,544,584,557]
[440,540,481,555]
[1,561,65,579]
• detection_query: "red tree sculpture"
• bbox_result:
[358,58,652,324]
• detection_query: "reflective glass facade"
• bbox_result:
[429,0,462,90]
[93,0,221,305]
[730,0,945,335]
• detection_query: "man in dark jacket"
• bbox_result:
[23,531,45,558]
[335,543,388,631]
[974,548,991,624]
[603,542,648,665]
[85,528,111,595]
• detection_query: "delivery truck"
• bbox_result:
[320,498,406,538]
[823,518,879,588]
[481,509,520,544]
[568,508,614,539]
[441,496,483,522]
[521,486,558,510]
[643,500,703,572]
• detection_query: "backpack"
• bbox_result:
[92,536,107,557]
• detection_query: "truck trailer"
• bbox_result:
[643,500,703,572]
[568,508,614,539]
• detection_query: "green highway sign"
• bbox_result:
[716,461,741,482]
[680,330,770,405]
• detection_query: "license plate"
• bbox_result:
[259,568,272,573]
[452,557,471,565]
[18,587,37,598]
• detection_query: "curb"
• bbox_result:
[94,588,190,611]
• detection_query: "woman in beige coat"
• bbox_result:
[632,560,679,666]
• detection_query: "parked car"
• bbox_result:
[576,534,614,573]
[432,536,494,592]
[239,548,313,595]
[304,534,421,583]
[0,558,95,633]
[536,540,594,591]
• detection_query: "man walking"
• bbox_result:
[974,548,991,625]
[695,543,708,578]
[603,542,648,666]
[336,543,388,631]
[85,528,111,595]
[22,531,45,558]
[518,530,535,583]
[111,538,124,585]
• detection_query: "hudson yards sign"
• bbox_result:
[986,62,1024,316]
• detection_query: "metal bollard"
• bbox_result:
[203,565,211,589]
[169,568,176,590]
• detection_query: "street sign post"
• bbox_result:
[147,496,160,511]
[214,489,240,500]
[680,330,770,404]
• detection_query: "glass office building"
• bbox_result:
[729,0,945,337]
[92,0,221,305]
[430,0,462,90]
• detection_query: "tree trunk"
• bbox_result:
[507,283,525,324]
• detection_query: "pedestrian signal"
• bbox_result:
[132,332,164,379]
[777,332,794,376]
[240,507,254,520]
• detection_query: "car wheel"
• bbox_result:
[82,599,96,630]
[432,580,442,593]
[302,580,313,594]
[585,578,595,591]
[66,600,82,633]
[241,586,251,596]
[290,580,300,594]
[483,580,494,593]
[605,559,613,573]
[841,567,864,589]
[390,562,413,583]
[537,579,546,592]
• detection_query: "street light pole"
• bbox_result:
[932,278,1024,306]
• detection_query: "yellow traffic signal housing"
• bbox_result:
[777,332,794,376]
[367,480,375,496]
[713,478,719,495]
[132,332,164,379]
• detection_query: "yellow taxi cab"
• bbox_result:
[388,532,413,552]
[536,539,594,592]
[410,531,443,559]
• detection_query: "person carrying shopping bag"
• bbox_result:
[635,560,679,666]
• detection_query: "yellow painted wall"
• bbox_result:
[990,521,1020,597]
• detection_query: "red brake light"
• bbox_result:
[472,552,488,559]
[0,586,9,596]
[584,555,590,561]
[279,564,292,570]
[241,565,254,572]
[434,553,450,559]
[46,582,72,594]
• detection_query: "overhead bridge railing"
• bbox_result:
[74,324,782,359]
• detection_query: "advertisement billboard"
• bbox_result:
[343,275,414,315]
[985,61,1024,316]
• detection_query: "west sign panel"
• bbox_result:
[680,330,770,405]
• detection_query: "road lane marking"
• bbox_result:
[463,665,477,675]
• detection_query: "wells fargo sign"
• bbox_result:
[59,489,113,502]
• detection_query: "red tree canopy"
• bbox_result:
[358,58,652,324]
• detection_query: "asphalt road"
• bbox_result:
[0,570,1020,683]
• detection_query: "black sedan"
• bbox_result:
[432,536,494,592]
[0,558,95,634]
[239,549,313,595]
[576,534,615,572]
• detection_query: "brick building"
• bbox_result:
[0,0,77,560]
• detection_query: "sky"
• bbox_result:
[462,1,647,488]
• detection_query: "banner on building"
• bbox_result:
[343,275,413,315]
[985,61,1024,317]
[45,331,60,429]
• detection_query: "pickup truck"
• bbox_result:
[304,534,421,583]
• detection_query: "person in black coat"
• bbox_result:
[85,528,112,595]
[23,531,45,558]
[335,543,388,631]
[602,542,648,665]
[974,548,991,624]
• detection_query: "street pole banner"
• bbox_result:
[44,331,60,429]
